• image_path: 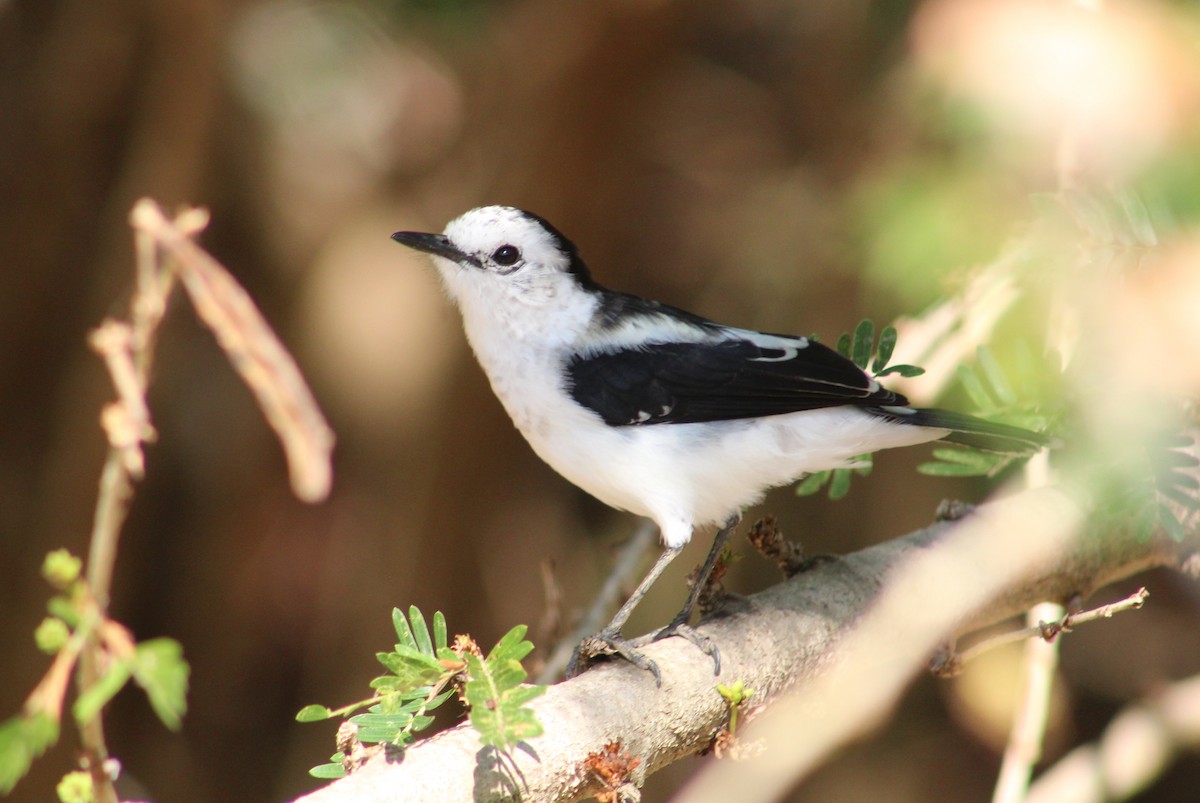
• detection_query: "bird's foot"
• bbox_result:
[637,615,722,676]
[568,629,663,686]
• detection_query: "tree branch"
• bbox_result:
[295,487,1190,803]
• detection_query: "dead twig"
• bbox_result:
[933,587,1148,677]
[130,199,335,502]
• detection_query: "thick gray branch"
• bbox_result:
[295,488,1189,803]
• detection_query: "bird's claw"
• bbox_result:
[567,619,723,685]
[568,629,662,685]
[646,618,722,676]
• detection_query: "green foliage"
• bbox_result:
[463,625,546,751]
[798,320,921,500]
[69,637,187,733]
[301,606,456,778]
[833,319,925,378]
[0,550,190,796]
[919,447,1007,478]
[73,659,132,729]
[1089,433,1200,544]
[795,456,873,501]
[308,758,349,779]
[302,606,545,780]
[132,639,190,731]
[0,712,58,795]
[716,680,754,736]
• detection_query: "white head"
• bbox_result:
[392,206,594,315]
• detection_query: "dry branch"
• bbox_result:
[130,199,335,502]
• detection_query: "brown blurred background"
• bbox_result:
[4,0,1200,800]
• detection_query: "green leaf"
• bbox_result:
[918,448,1006,477]
[309,759,347,780]
[375,650,442,689]
[1158,448,1199,468]
[976,346,1017,407]
[0,712,59,794]
[835,332,852,359]
[392,607,417,652]
[432,611,448,654]
[872,326,898,374]
[852,319,875,369]
[1165,470,1200,492]
[492,625,534,664]
[300,607,461,774]
[716,680,754,706]
[918,460,989,477]
[417,688,456,714]
[955,364,997,412]
[795,471,831,497]
[876,364,925,378]
[1117,188,1158,247]
[73,657,132,727]
[349,711,413,743]
[130,638,189,731]
[408,606,434,656]
[463,627,547,751]
[828,469,852,500]
[1159,483,1200,513]
[1159,503,1186,541]
[295,705,333,723]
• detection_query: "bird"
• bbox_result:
[391,205,1046,684]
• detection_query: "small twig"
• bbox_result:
[938,587,1148,674]
[89,321,156,479]
[531,559,564,677]
[535,521,657,684]
[75,205,198,803]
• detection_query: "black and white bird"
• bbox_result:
[392,206,1045,683]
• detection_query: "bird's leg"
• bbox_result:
[644,513,740,676]
[567,544,684,685]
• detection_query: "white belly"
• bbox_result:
[483,357,944,547]
[462,316,945,549]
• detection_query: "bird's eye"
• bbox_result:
[491,245,521,266]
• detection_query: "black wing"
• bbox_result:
[566,337,907,426]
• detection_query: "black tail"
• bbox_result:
[871,406,1050,454]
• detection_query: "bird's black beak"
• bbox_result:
[391,231,479,267]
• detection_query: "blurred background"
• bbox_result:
[3,0,1200,800]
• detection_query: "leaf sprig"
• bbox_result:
[299,606,545,779]
[0,549,189,795]
[798,320,922,500]
[1090,433,1200,544]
